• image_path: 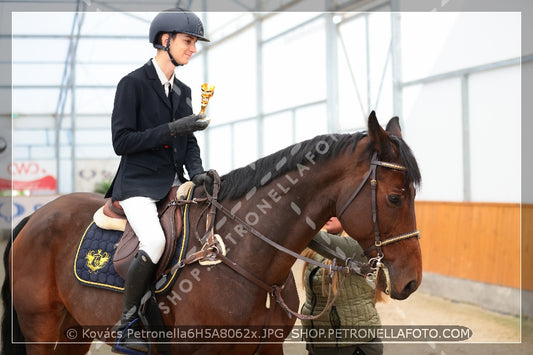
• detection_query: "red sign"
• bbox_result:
[0,161,57,192]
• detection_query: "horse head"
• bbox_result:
[336,111,422,300]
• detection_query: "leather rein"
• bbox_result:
[174,151,419,319]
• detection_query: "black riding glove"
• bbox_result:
[192,172,214,195]
[168,114,209,136]
[192,172,213,187]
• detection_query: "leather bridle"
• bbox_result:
[334,151,420,293]
[173,151,420,319]
[337,151,420,253]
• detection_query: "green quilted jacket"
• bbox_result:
[300,231,381,348]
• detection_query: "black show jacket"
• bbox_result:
[105,60,204,201]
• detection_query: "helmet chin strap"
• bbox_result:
[154,33,182,67]
[167,51,182,67]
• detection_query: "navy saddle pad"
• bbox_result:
[73,201,192,295]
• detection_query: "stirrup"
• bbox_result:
[112,318,149,355]
[112,344,147,355]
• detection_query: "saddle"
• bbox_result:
[93,183,193,279]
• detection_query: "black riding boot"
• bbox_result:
[112,250,157,354]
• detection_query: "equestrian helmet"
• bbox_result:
[149,8,209,44]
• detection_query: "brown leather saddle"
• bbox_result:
[99,186,183,280]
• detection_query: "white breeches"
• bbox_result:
[119,196,165,264]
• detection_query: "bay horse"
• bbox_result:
[2,112,422,354]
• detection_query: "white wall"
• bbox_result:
[10,10,523,204]
[400,12,521,202]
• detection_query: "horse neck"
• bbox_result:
[221,158,342,285]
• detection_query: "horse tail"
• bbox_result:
[1,215,31,355]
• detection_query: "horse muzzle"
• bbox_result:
[379,262,421,300]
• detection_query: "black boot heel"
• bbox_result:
[112,251,157,355]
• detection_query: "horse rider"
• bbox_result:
[105,8,211,354]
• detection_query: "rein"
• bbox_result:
[175,151,420,319]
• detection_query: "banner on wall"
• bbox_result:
[0,195,59,227]
[0,160,57,193]
[75,159,119,193]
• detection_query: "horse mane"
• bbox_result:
[219,133,364,200]
[218,131,421,201]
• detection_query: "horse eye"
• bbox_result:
[388,194,402,206]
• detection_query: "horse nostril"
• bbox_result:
[403,280,418,296]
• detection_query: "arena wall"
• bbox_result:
[415,201,531,316]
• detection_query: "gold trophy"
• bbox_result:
[199,83,215,118]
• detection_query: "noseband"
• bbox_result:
[337,152,420,292]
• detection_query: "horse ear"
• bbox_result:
[386,116,402,138]
[367,111,396,159]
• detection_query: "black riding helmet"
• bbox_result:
[149,8,209,66]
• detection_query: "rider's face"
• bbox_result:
[168,33,198,65]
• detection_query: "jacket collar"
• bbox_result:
[144,59,173,111]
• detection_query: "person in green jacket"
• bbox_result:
[300,217,383,355]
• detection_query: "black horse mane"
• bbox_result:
[218,131,421,200]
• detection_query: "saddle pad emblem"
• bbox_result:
[85,249,110,273]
